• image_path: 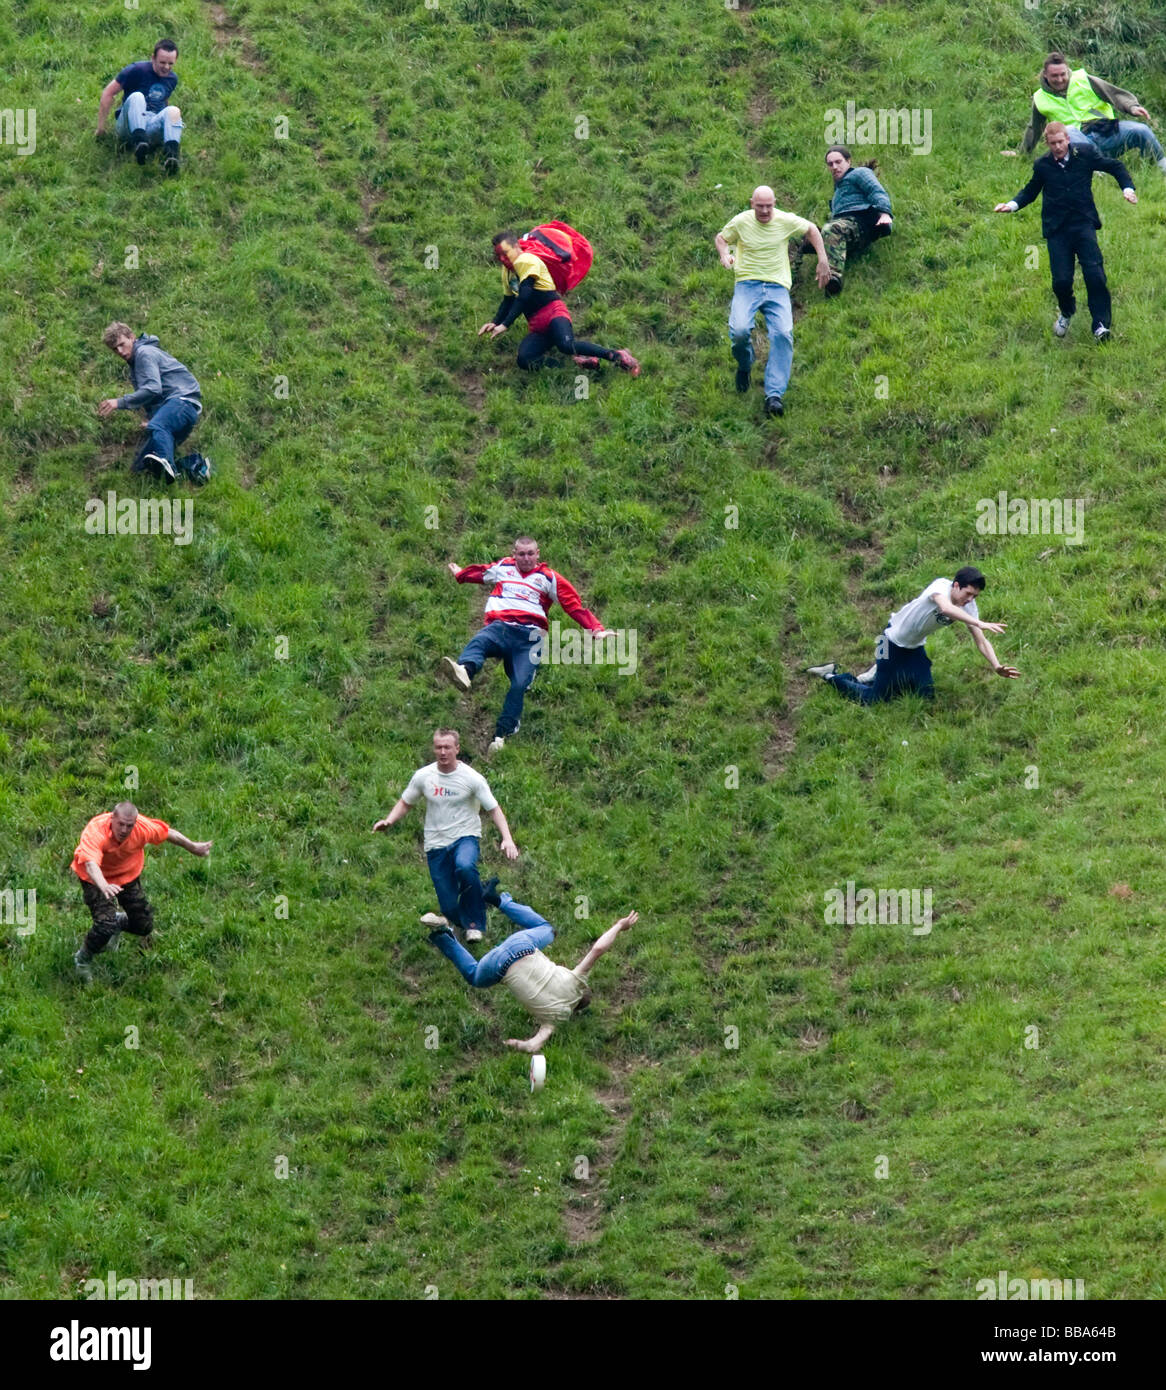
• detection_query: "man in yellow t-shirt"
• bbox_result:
[715,185,831,417]
[426,883,638,1053]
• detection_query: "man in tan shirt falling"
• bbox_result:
[426,881,638,1053]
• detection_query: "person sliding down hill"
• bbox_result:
[478,229,641,375]
[425,878,638,1055]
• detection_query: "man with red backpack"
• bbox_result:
[478,225,640,376]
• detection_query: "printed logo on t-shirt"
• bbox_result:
[430,785,460,797]
[935,612,954,626]
[147,82,169,110]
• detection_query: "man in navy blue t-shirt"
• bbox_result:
[96,39,183,176]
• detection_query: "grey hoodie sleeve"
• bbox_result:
[117,345,163,410]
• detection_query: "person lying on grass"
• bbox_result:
[806,565,1020,704]
[426,880,638,1052]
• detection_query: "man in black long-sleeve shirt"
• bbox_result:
[477,231,640,375]
[995,121,1137,342]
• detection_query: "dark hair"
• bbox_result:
[573,988,593,1014]
[825,144,852,164]
[154,39,178,56]
[491,230,518,247]
[1043,52,1068,70]
[954,566,986,591]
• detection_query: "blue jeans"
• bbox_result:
[138,396,201,469]
[728,279,794,400]
[426,835,485,934]
[830,634,934,705]
[117,91,184,147]
[458,621,541,737]
[429,893,554,986]
[1068,120,1164,162]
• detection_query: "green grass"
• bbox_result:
[0,0,1164,1299]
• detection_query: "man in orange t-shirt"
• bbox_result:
[71,800,212,980]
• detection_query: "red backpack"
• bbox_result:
[516,221,593,293]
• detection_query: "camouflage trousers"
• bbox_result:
[80,875,154,955]
[821,216,878,281]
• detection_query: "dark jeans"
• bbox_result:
[429,893,554,986]
[133,397,200,472]
[516,316,615,370]
[1046,223,1111,331]
[830,635,934,705]
[80,875,154,955]
[426,835,485,934]
[458,621,541,737]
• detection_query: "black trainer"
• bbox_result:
[134,140,150,165]
[765,395,784,417]
[162,141,180,175]
[481,876,502,907]
[735,368,751,393]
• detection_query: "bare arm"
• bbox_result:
[931,591,1005,634]
[489,805,519,860]
[373,798,412,833]
[715,232,735,269]
[85,861,120,900]
[802,223,833,288]
[574,910,638,977]
[504,1024,555,1054]
[970,626,1021,679]
[96,79,122,135]
[167,828,213,856]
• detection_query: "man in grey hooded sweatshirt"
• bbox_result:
[98,322,204,481]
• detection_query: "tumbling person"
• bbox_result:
[995,122,1136,342]
[374,728,519,943]
[96,38,184,175]
[440,535,609,757]
[817,146,893,295]
[71,801,212,982]
[1017,52,1166,174]
[807,567,1019,705]
[478,231,640,375]
[715,185,831,418]
[426,880,638,1054]
[98,322,209,482]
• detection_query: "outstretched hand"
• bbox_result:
[993,202,1015,213]
[1123,188,1138,204]
[995,665,1021,679]
[372,818,391,833]
[979,621,1007,635]
[189,841,213,857]
[615,910,639,932]
[504,1038,535,1053]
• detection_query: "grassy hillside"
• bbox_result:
[1,0,1164,1298]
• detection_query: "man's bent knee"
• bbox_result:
[165,106,181,120]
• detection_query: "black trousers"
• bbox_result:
[80,875,154,955]
[1046,222,1111,331]
[516,316,615,370]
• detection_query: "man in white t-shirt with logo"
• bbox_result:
[373,728,519,943]
[425,878,638,1054]
[715,185,832,418]
[807,566,1020,703]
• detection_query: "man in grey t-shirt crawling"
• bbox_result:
[373,727,519,942]
[806,566,1020,704]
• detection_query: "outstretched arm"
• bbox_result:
[931,591,1006,634]
[373,798,412,833]
[489,805,519,860]
[504,1024,555,1054]
[574,910,638,977]
[167,828,213,856]
[970,626,1020,679]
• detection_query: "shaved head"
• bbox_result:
[750,186,777,222]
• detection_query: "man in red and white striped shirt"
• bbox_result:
[441,536,609,756]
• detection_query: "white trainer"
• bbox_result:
[806,662,837,679]
[463,928,484,943]
[440,657,471,692]
[856,664,878,684]
[419,913,449,928]
[487,736,505,758]
[1053,313,1072,338]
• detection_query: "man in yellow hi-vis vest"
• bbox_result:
[1014,52,1165,174]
